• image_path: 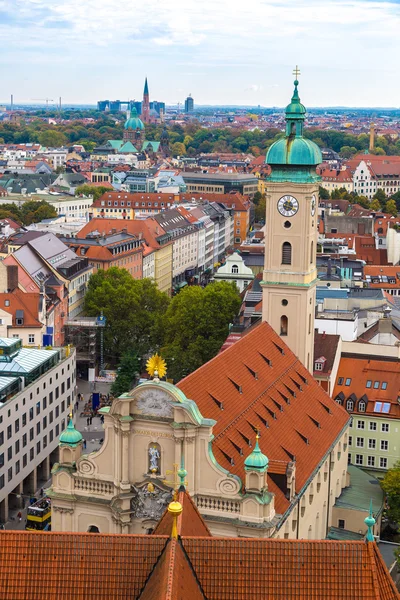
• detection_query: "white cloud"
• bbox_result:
[1,0,400,104]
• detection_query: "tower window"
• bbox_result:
[282,299,288,306]
[231,265,239,274]
[282,242,292,265]
[284,220,291,229]
[280,315,288,336]
[310,241,314,264]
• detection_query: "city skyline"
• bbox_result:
[1,0,400,107]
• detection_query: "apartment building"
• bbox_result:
[333,343,400,473]
[0,337,75,522]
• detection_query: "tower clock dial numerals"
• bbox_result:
[278,195,299,217]
[311,194,316,216]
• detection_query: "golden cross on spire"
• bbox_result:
[293,65,301,79]
[163,463,188,499]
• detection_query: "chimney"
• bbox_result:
[6,264,18,292]
[327,257,332,278]
[111,228,117,234]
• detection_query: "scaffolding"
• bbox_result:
[64,318,100,371]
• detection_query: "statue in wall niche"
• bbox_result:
[131,483,172,520]
[148,444,161,474]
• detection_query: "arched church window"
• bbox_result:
[291,122,296,135]
[280,315,288,336]
[148,442,161,475]
[310,241,314,264]
[231,264,239,274]
[88,525,100,533]
[308,314,311,335]
[282,242,292,265]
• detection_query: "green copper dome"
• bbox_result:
[124,107,145,131]
[267,137,322,167]
[59,415,83,447]
[266,77,322,182]
[244,436,269,472]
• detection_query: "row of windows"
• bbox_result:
[352,420,389,432]
[349,436,389,450]
[0,423,63,486]
[349,454,387,469]
[0,394,69,446]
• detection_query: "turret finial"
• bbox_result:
[364,499,376,542]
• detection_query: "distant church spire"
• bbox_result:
[142,76,150,123]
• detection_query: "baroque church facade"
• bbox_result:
[50,78,356,541]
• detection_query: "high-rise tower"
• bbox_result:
[261,72,322,371]
[142,77,150,123]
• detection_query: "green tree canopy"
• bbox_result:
[381,461,400,524]
[171,142,186,157]
[385,199,398,216]
[254,194,266,223]
[161,281,241,381]
[319,186,330,200]
[75,185,111,201]
[110,351,140,397]
[38,130,67,148]
[84,268,170,361]
[370,198,382,212]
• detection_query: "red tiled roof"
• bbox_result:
[154,490,212,537]
[177,322,349,514]
[314,333,341,376]
[140,538,205,600]
[182,537,399,600]
[0,289,42,328]
[0,530,168,599]
[333,357,400,419]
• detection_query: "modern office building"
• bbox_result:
[184,94,194,113]
[0,337,76,522]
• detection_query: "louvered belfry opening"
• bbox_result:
[282,242,292,265]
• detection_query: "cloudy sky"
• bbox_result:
[1,0,400,107]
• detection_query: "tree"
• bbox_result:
[253,191,262,204]
[385,199,398,216]
[55,165,66,174]
[38,130,67,148]
[171,142,186,157]
[370,199,382,212]
[161,282,241,381]
[255,194,266,222]
[381,461,400,523]
[319,186,330,200]
[75,185,111,201]
[17,200,57,225]
[111,351,140,397]
[373,189,387,203]
[84,268,170,360]
[339,146,357,159]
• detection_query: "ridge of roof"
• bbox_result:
[153,490,212,538]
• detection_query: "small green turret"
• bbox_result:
[244,435,269,472]
[59,414,83,447]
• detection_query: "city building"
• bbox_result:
[153,209,198,287]
[185,94,194,113]
[214,251,254,292]
[4,233,92,319]
[50,321,350,541]
[181,172,258,196]
[333,343,400,473]
[0,337,75,522]
[262,77,322,370]
[78,217,173,295]
[60,231,143,278]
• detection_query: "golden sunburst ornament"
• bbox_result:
[146,354,167,380]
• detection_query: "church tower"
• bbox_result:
[262,71,322,371]
[142,77,150,124]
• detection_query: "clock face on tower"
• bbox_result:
[311,195,316,216]
[277,195,299,217]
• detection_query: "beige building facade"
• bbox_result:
[50,378,349,539]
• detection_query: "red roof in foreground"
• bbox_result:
[0,530,396,599]
[177,322,350,514]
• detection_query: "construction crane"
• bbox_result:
[31,98,54,108]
